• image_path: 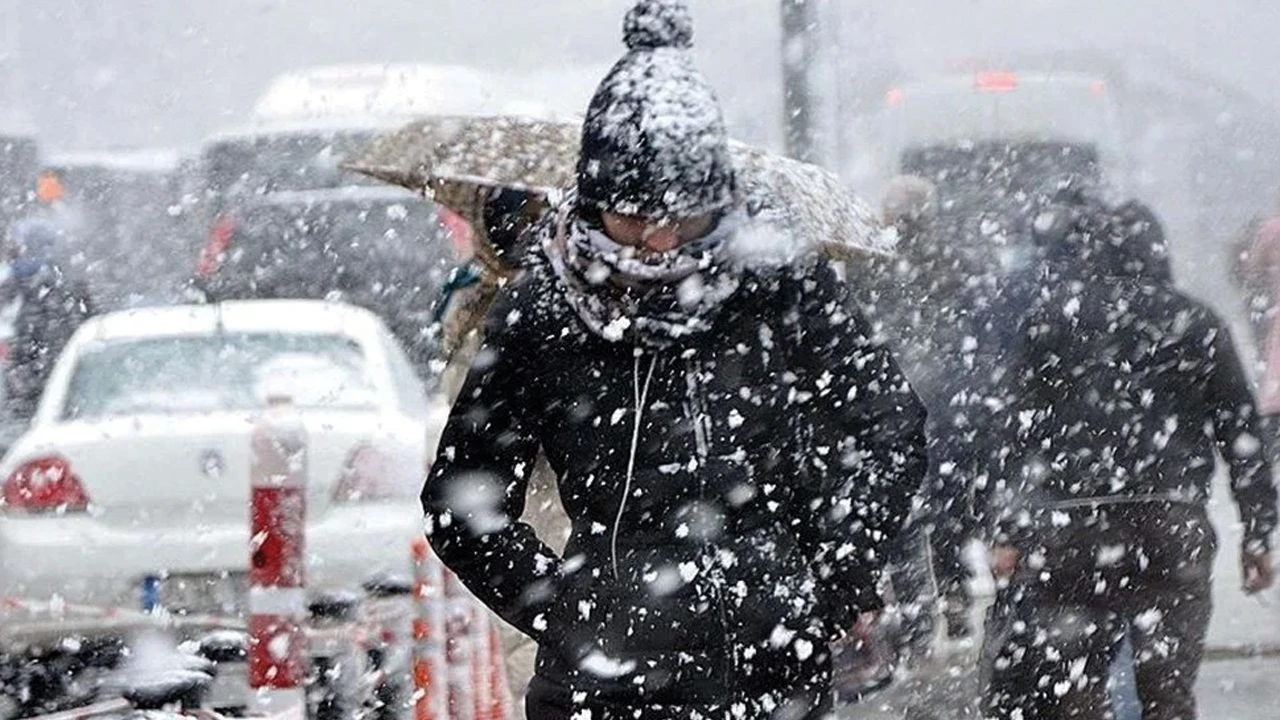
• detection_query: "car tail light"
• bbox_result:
[1,456,90,514]
[885,88,904,107]
[333,445,399,503]
[975,71,1019,93]
[196,213,237,278]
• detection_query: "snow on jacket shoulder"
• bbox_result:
[421,254,927,712]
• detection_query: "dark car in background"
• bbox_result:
[873,70,1128,279]
[40,149,196,308]
[196,185,456,384]
[192,118,463,383]
[900,140,1105,276]
[198,118,397,210]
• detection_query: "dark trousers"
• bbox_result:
[923,423,980,602]
[981,503,1214,720]
[885,518,937,660]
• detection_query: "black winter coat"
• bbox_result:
[422,257,928,719]
[982,264,1278,553]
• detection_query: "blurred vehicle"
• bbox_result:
[194,185,456,381]
[192,119,458,377]
[197,117,401,212]
[870,70,1128,275]
[0,299,447,613]
[192,65,606,382]
[39,149,195,308]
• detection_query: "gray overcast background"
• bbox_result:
[2,0,1278,153]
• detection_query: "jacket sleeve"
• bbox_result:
[421,281,564,640]
[1204,319,1278,554]
[788,263,929,626]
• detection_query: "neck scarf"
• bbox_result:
[542,199,744,347]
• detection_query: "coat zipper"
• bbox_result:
[683,363,712,460]
[684,356,735,685]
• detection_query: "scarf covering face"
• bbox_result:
[542,198,744,347]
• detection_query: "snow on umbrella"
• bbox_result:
[342,115,576,276]
[343,114,891,273]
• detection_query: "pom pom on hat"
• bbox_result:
[623,0,694,50]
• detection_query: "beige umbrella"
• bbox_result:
[345,115,577,277]
[344,114,890,274]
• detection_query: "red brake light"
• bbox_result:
[333,445,398,503]
[2,456,90,514]
[197,213,237,278]
[975,71,1019,93]
[885,88,904,107]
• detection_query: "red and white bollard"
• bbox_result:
[486,621,512,720]
[444,572,476,720]
[470,609,493,720]
[248,393,309,716]
[411,538,448,720]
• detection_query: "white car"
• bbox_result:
[0,300,447,614]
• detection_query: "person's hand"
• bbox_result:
[1243,551,1275,595]
[990,545,1020,583]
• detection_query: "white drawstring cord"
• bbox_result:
[612,352,658,579]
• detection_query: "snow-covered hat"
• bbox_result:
[576,0,736,221]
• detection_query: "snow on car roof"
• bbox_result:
[241,184,422,207]
[78,300,383,344]
[44,148,186,174]
[204,115,413,144]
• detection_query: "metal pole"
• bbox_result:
[781,0,818,163]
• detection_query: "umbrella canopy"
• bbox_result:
[344,114,891,273]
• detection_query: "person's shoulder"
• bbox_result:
[1143,285,1228,343]
[484,251,582,351]
[743,257,844,297]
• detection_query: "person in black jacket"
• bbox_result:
[979,193,1278,720]
[854,175,986,649]
[421,2,928,719]
[4,218,95,423]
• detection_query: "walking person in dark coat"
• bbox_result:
[854,176,987,651]
[421,2,928,718]
[4,218,95,423]
[978,193,1278,720]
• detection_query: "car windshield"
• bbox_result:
[62,332,378,420]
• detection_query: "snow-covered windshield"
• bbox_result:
[61,333,377,419]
